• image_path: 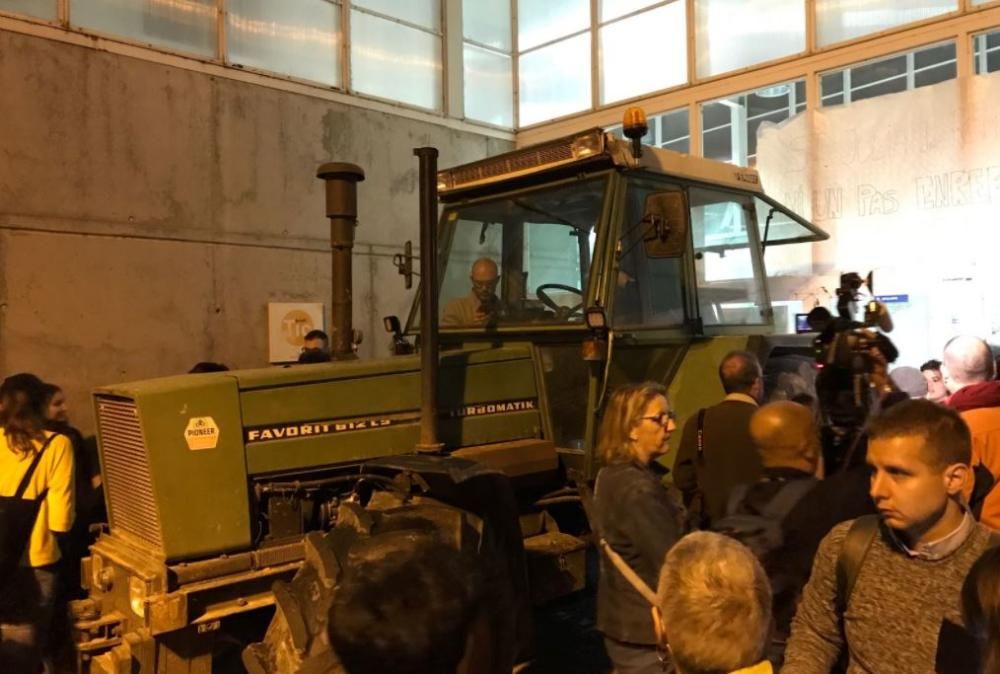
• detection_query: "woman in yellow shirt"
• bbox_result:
[0,374,75,673]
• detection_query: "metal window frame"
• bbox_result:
[518,4,1000,145]
[818,40,959,107]
[594,0,688,106]
[346,1,447,113]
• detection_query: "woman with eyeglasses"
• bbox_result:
[594,382,683,674]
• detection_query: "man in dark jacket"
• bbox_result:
[673,350,763,525]
[719,401,820,664]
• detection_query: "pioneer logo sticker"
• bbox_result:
[185,417,220,451]
[245,398,538,444]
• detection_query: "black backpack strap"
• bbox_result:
[12,433,59,499]
[760,478,817,521]
[835,515,880,617]
[724,483,750,517]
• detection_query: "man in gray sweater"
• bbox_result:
[782,399,993,674]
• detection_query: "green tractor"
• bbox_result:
[70,115,827,673]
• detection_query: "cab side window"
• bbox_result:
[613,178,686,329]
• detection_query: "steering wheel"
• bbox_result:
[535,284,584,319]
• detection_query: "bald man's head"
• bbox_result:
[750,401,820,473]
[719,351,763,399]
[470,258,500,303]
[942,336,995,393]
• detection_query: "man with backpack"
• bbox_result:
[713,401,821,663]
[782,400,995,674]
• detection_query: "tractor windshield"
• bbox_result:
[436,176,607,328]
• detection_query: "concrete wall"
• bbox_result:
[0,30,511,433]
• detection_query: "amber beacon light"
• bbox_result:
[622,106,648,159]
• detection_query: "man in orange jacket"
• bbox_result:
[942,335,1000,529]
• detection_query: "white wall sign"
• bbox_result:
[268,303,326,363]
[757,76,1000,366]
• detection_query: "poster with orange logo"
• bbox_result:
[267,303,325,364]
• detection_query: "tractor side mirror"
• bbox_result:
[641,191,688,258]
[392,241,415,289]
[383,315,413,355]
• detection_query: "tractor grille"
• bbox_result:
[96,396,164,551]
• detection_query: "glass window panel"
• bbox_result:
[463,0,511,51]
[702,101,730,129]
[659,109,689,152]
[914,42,954,69]
[350,9,442,111]
[754,197,819,245]
[614,177,686,328]
[695,0,805,78]
[72,0,217,57]
[816,0,957,47]
[227,0,340,87]
[822,72,844,97]
[0,0,56,20]
[989,48,1000,75]
[600,0,660,22]
[702,126,732,163]
[850,54,906,88]
[600,3,686,104]
[518,33,591,126]
[464,44,513,127]
[438,178,606,327]
[518,0,589,51]
[353,0,440,31]
[851,74,906,103]
[690,188,767,326]
[914,62,955,88]
[703,80,803,166]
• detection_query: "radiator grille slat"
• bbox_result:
[96,397,164,551]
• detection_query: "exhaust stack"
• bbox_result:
[316,163,365,359]
[413,147,443,453]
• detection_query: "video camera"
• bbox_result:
[810,272,898,375]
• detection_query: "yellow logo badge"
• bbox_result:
[184,417,220,451]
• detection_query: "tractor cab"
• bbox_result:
[400,117,827,470]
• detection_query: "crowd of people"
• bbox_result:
[591,339,1000,674]
[5,330,1000,674]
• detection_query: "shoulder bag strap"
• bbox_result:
[696,408,707,458]
[598,538,658,606]
[12,432,59,499]
[583,475,658,606]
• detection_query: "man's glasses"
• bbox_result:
[641,411,676,426]
[471,278,499,291]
